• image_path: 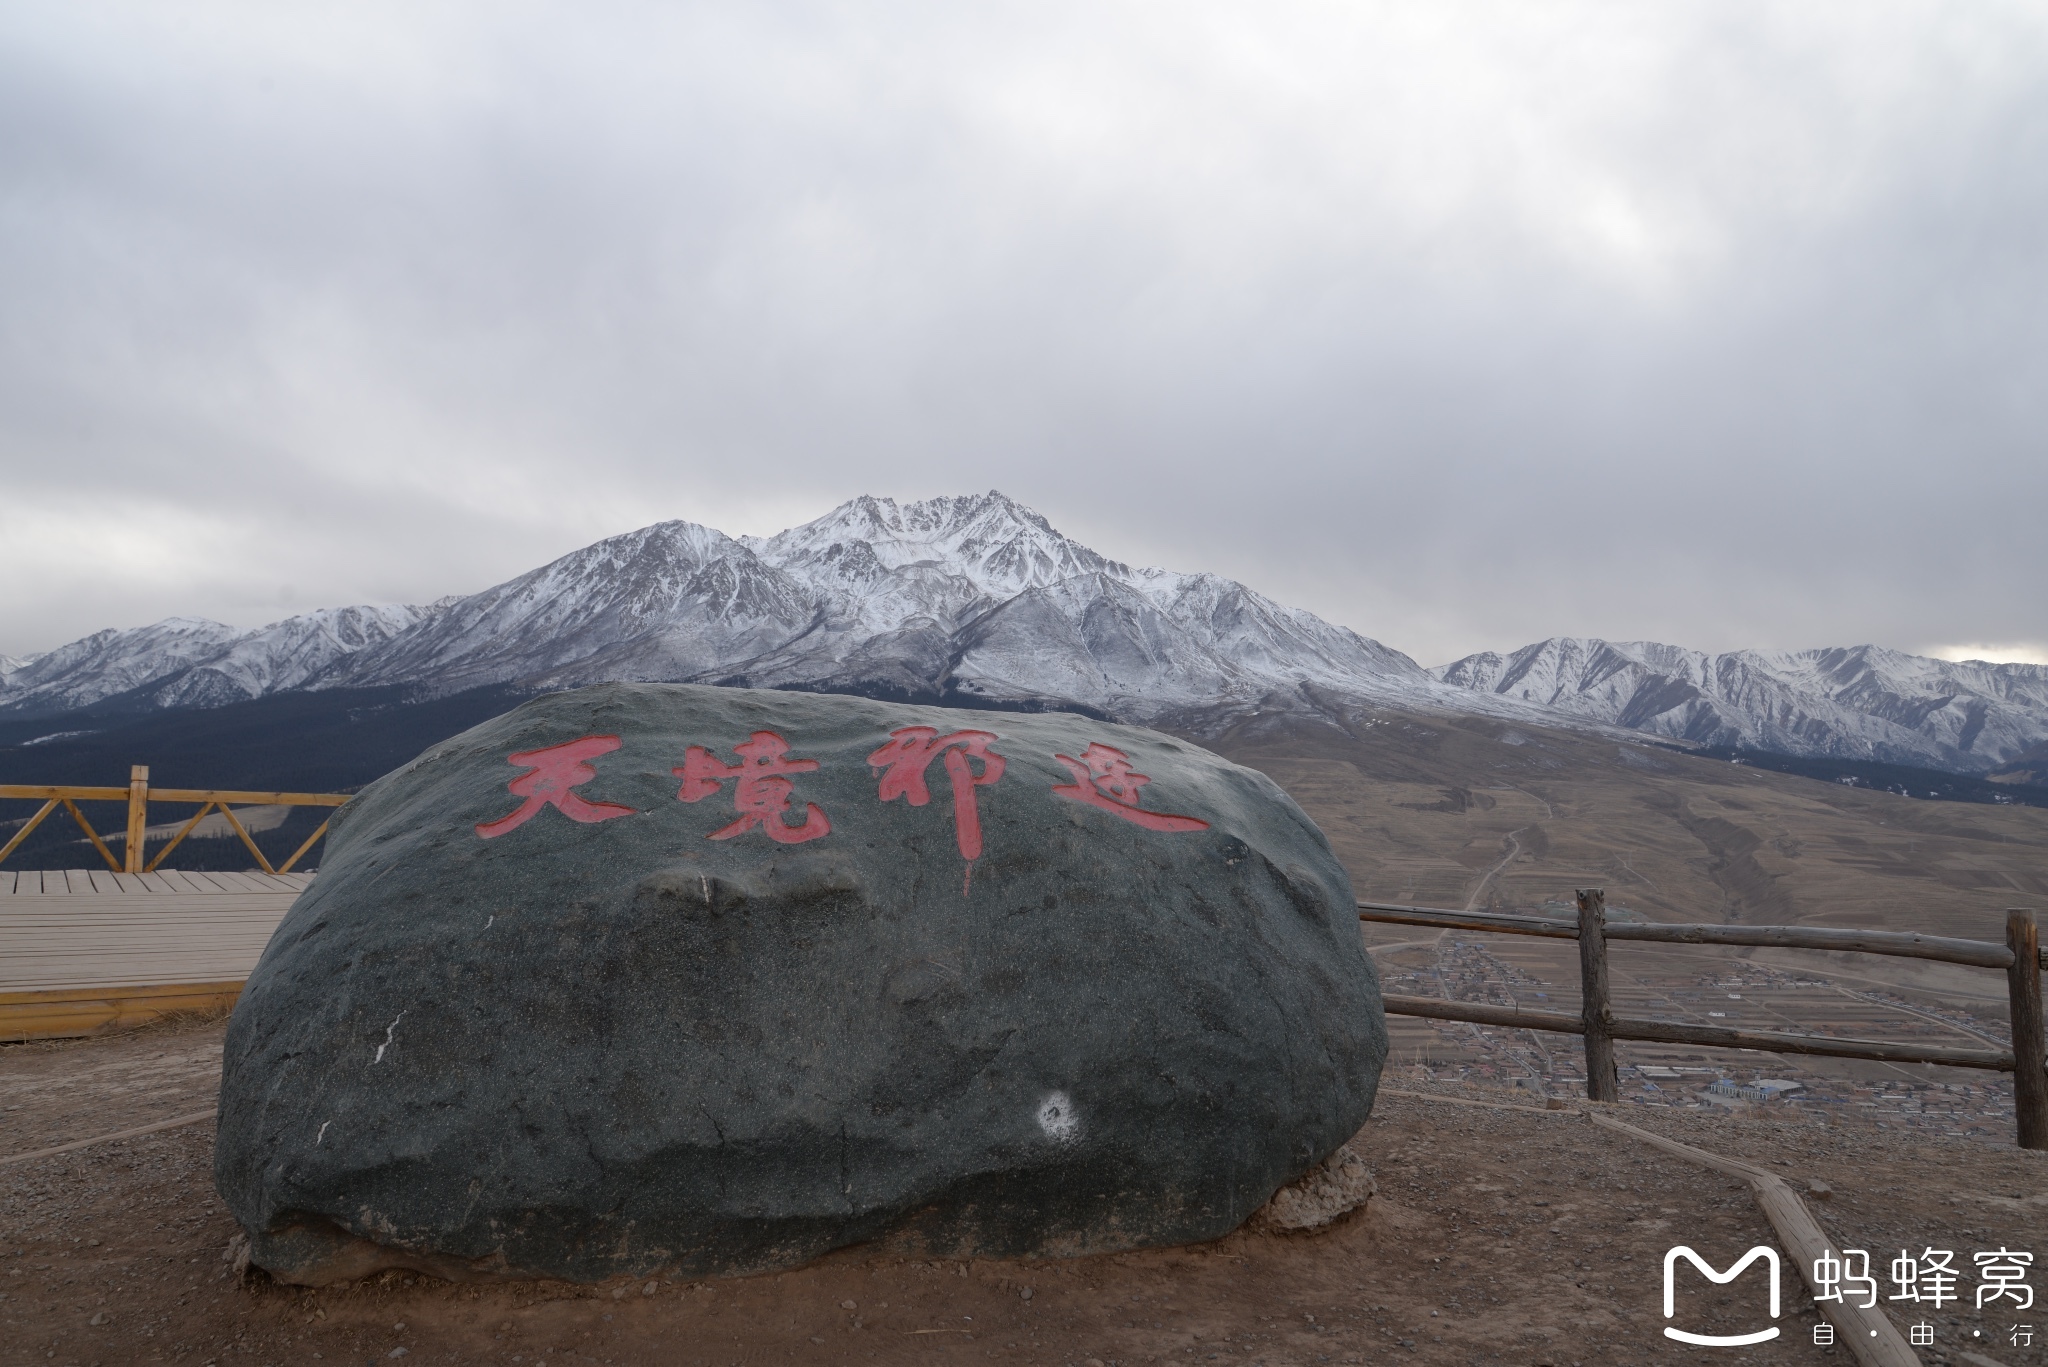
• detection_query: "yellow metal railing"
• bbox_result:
[0,766,351,875]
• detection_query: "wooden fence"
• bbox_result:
[0,766,351,875]
[1361,890,2048,1151]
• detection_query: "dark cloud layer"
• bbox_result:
[4,2,2045,666]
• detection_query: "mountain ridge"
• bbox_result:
[0,493,1452,730]
[1431,636,2048,774]
[4,493,2044,773]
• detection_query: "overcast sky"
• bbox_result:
[3,2,2045,668]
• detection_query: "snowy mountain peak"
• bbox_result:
[749,491,1125,603]
[0,609,423,715]
[344,518,814,694]
[1432,637,2048,772]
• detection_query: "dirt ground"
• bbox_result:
[4,1019,2045,1367]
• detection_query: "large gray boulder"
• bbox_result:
[215,683,1385,1284]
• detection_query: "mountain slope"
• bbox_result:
[1432,637,2048,772]
[346,521,819,693]
[0,608,430,716]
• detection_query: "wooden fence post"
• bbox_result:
[2010,909,2047,1151]
[124,765,149,876]
[1577,888,1619,1102]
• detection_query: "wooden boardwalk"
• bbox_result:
[0,869,309,1040]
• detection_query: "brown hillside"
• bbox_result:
[1207,701,2048,942]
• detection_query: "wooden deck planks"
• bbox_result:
[0,905,297,991]
[0,868,308,895]
[0,872,308,1010]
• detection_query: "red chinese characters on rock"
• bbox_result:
[1051,742,1210,833]
[474,728,1200,853]
[475,735,638,839]
[675,730,831,844]
[867,727,1006,860]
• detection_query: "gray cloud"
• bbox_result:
[3,1,2045,667]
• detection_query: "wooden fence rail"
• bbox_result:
[0,767,351,875]
[1358,899,2043,969]
[1361,890,2048,1150]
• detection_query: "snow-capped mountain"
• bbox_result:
[717,495,1424,716]
[1433,638,2048,773]
[344,521,816,695]
[346,492,1444,723]
[743,493,1125,615]
[6,493,2045,774]
[2,617,245,713]
[0,493,1452,729]
[0,607,429,715]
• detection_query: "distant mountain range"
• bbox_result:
[4,492,2045,776]
[1431,639,2048,778]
